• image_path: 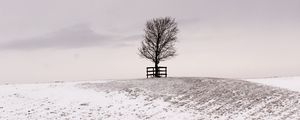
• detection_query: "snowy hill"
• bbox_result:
[246,76,300,92]
[1,77,300,120]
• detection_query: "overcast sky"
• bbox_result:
[0,0,300,83]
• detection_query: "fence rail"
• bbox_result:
[146,67,167,78]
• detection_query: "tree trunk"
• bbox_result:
[155,62,160,77]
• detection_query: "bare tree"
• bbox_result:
[139,17,178,77]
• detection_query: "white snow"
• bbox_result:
[0,80,202,120]
[1,77,300,120]
[245,76,300,92]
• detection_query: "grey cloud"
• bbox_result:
[113,34,143,47]
[0,24,120,50]
[122,34,143,41]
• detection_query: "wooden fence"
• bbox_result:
[146,67,167,78]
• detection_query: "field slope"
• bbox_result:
[1,77,300,120]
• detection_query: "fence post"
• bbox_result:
[146,66,168,78]
[165,67,167,77]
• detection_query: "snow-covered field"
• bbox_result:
[1,77,300,120]
[246,76,300,92]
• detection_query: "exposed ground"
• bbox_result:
[1,77,300,120]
